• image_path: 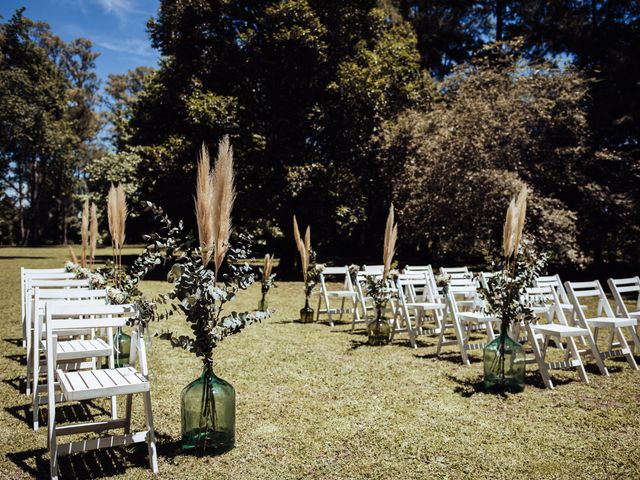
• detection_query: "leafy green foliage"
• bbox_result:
[159,233,265,364]
[379,42,590,265]
[0,9,101,245]
[480,240,549,330]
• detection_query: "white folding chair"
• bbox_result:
[523,286,604,389]
[31,288,109,430]
[441,267,477,310]
[46,303,157,479]
[394,272,446,348]
[21,269,74,347]
[608,276,640,321]
[315,266,360,328]
[438,285,499,365]
[536,274,588,317]
[23,278,90,395]
[565,280,640,374]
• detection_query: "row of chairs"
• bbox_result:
[316,265,640,389]
[20,268,157,480]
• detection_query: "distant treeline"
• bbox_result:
[1,2,638,271]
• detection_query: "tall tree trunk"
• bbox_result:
[496,0,505,42]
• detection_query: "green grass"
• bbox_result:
[1,246,640,479]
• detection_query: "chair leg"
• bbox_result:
[615,327,638,370]
[627,326,640,354]
[339,298,346,321]
[143,391,158,474]
[124,394,133,434]
[350,297,359,332]
[585,331,608,376]
[453,320,470,366]
[315,295,322,321]
[566,337,588,383]
[48,387,58,479]
[528,328,554,390]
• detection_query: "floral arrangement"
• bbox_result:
[479,186,548,384]
[362,204,398,318]
[157,137,264,364]
[292,216,324,300]
[258,254,277,310]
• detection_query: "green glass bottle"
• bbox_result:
[258,292,268,312]
[113,328,131,368]
[367,308,391,346]
[181,364,235,454]
[483,327,526,392]
[299,296,314,323]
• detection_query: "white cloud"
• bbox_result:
[94,37,155,59]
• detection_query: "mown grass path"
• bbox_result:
[1,247,639,479]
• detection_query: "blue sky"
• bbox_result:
[1,0,160,82]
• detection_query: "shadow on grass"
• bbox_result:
[414,351,465,365]
[157,434,233,460]
[5,400,110,428]
[2,376,23,393]
[5,353,26,366]
[4,337,23,347]
[7,443,147,479]
[446,373,492,398]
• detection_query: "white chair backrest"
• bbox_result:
[33,288,109,339]
[445,284,480,314]
[536,274,570,304]
[21,269,75,323]
[479,272,496,291]
[565,280,616,324]
[363,264,384,274]
[440,266,470,277]
[319,266,354,292]
[607,276,640,318]
[396,272,429,303]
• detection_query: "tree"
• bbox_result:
[378,43,594,265]
[104,66,155,148]
[123,0,431,264]
[0,9,101,244]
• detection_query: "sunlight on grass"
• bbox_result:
[1,246,639,479]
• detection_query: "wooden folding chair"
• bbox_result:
[438,285,499,365]
[21,269,74,347]
[46,303,157,479]
[31,288,109,430]
[608,276,640,321]
[23,278,90,395]
[565,280,640,374]
[393,272,446,348]
[315,266,360,328]
[523,286,605,389]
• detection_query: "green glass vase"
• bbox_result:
[367,309,391,346]
[258,293,268,312]
[113,328,131,368]
[483,327,526,392]
[299,297,314,323]
[181,364,235,454]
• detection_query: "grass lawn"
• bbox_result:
[1,246,640,479]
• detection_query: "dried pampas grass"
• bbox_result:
[107,183,118,263]
[81,199,89,268]
[263,254,274,280]
[107,183,127,277]
[382,203,398,280]
[193,136,236,281]
[502,185,527,259]
[89,203,98,268]
[211,135,235,278]
[68,245,78,264]
[195,142,214,266]
[293,215,310,282]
